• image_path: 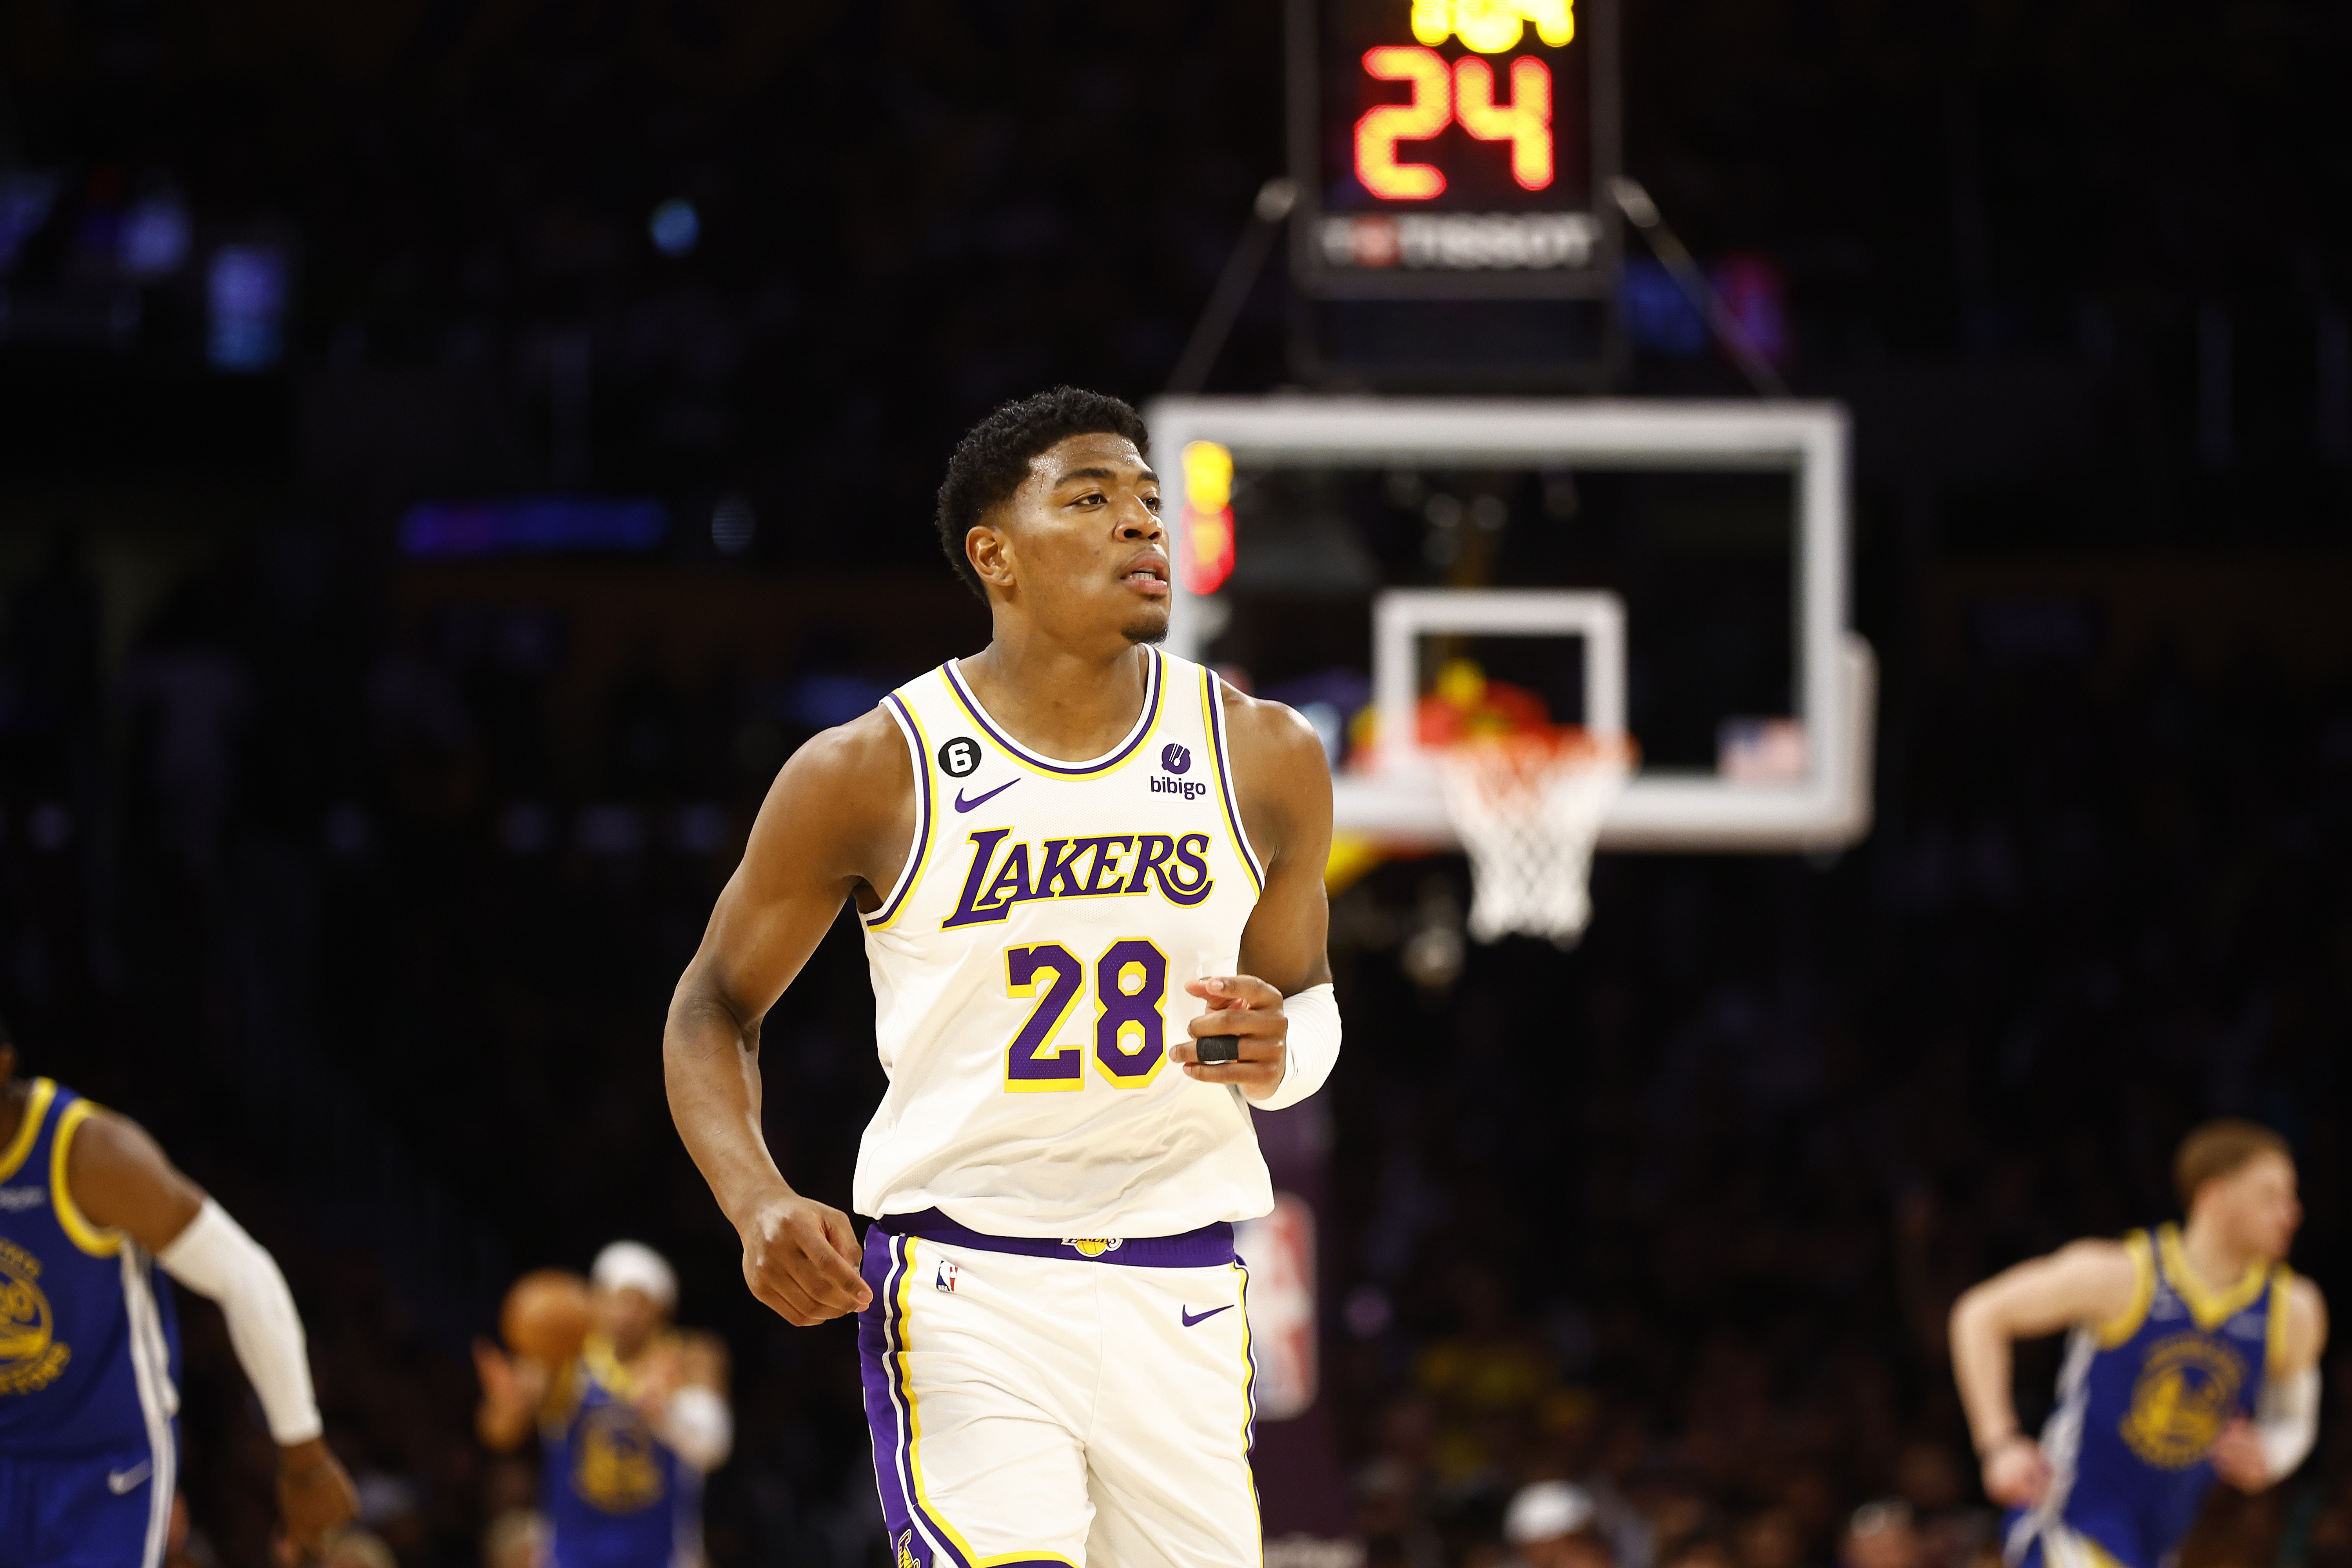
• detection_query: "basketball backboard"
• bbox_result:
[1143,396,1874,853]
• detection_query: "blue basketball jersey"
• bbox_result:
[541,1336,701,1568]
[0,1079,182,1568]
[2009,1225,2290,1568]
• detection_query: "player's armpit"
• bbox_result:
[62,1106,208,1255]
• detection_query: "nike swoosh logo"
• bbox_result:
[953,779,1018,813]
[1181,1305,1234,1328]
[108,1461,152,1494]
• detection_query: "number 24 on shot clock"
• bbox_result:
[1289,0,1617,295]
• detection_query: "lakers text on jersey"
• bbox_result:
[851,646,1272,1239]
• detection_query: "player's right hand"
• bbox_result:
[737,1190,871,1325]
[1981,1433,2053,1507]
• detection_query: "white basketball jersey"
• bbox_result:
[849,646,1273,1237]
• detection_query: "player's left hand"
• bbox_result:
[272,1436,359,1564]
[1176,975,1287,1101]
[2210,1415,2270,1491]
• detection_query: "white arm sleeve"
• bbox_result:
[659,1384,733,1472]
[2257,1366,2319,1481]
[157,1199,323,1446]
[1253,983,1340,1113]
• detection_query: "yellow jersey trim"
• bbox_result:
[0,1077,56,1185]
[2266,1268,2296,1377]
[1236,1261,1264,1557]
[893,1238,1081,1568]
[1200,668,1265,897]
[50,1098,124,1258]
[865,692,937,933]
[940,650,1163,781]
[2157,1223,2269,1330]
[2096,1230,2157,1347]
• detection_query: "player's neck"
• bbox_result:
[960,633,1153,762]
[2178,1214,2262,1290]
[0,1080,22,1149]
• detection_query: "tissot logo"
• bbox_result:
[1150,775,1208,800]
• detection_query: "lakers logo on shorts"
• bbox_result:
[573,1403,667,1513]
[895,1529,922,1568]
[1062,1237,1123,1258]
[2121,1332,2245,1469]
[0,1238,71,1397]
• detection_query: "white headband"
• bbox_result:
[590,1240,677,1310]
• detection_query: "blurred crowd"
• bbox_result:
[2,523,2350,1568]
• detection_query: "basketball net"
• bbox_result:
[1434,728,1633,946]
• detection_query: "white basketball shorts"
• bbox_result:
[857,1212,1261,1568]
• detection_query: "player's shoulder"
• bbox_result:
[1213,679,1328,775]
[2045,1234,2144,1283]
[58,1098,168,1174]
[2287,1272,2327,1331]
[768,704,914,807]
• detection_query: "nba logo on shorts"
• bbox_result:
[1160,742,1190,774]
[934,1259,961,1293]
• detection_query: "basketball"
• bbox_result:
[500,1270,590,1365]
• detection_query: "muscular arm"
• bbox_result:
[1172,687,1334,1101]
[1949,1239,2141,1505]
[663,707,915,1325]
[68,1112,358,1552]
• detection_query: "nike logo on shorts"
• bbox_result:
[953,779,1017,813]
[1181,1305,1234,1328]
[107,1460,152,1494]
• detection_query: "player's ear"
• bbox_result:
[967,520,1016,593]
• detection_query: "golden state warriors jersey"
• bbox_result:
[850,647,1271,1237]
[2009,1225,2291,1568]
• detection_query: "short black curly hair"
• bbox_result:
[933,386,1151,599]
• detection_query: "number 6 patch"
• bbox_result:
[937,737,982,778]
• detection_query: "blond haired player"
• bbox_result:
[664,387,1340,1567]
[1950,1121,2328,1568]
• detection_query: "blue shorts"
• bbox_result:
[0,1441,170,1568]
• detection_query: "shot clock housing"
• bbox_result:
[1285,0,1622,387]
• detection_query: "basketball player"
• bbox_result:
[664,387,1341,1566]
[475,1241,733,1568]
[1949,1120,2328,1568]
[0,1030,358,1566]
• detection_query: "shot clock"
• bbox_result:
[1286,0,1618,303]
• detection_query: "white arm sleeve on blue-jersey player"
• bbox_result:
[2258,1365,2319,1481]
[1253,982,1340,1113]
[661,1384,734,1472]
[158,1198,323,1445]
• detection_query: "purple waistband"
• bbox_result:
[875,1208,1236,1268]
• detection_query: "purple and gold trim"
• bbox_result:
[858,1229,1078,1568]
[864,692,934,931]
[1201,668,1265,896]
[877,1207,1236,1268]
[942,648,1163,778]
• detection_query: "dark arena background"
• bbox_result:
[2,4,2351,1568]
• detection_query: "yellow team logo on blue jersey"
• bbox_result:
[0,1238,71,1397]
[573,1403,667,1513]
[2121,1332,2245,1469]
[895,1529,920,1568]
